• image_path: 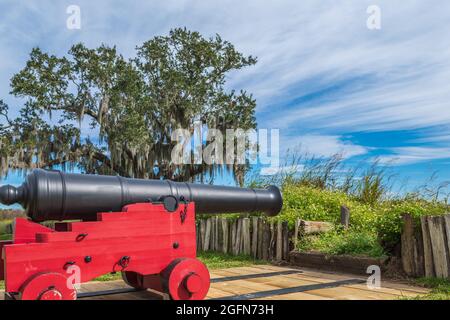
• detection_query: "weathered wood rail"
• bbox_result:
[401,213,450,278]
[196,216,333,261]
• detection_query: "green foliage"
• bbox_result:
[407,278,450,300]
[0,220,12,235]
[278,179,448,255]
[0,28,257,182]
[93,273,122,282]
[374,199,447,249]
[297,228,386,258]
[277,184,377,231]
[0,233,11,240]
[197,251,266,269]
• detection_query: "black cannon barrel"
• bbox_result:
[0,169,282,222]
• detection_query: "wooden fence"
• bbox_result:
[196,216,333,261]
[401,213,450,278]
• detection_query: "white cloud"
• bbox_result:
[1,0,450,164]
[282,134,368,159]
[259,164,304,176]
[376,147,450,166]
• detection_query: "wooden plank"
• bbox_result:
[251,217,258,258]
[401,214,415,276]
[257,218,264,259]
[3,265,430,300]
[214,216,219,251]
[217,217,223,252]
[204,218,212,251]
[340,206,350,229]
[300,220,333,235]
[282,221,289,261]
[210,217,216,251]
[230,219,236,254]
[234,219,242,255]
[242,218,251,255]
[262,222,270,260]
[444,214,450,274]
[269,221,275,260]
[293,219,300,249]
[249,265,429,294]
[427,216,449,278]
[240,218,245,253]
[221,218,229,254]
[276,221,283,261]
[290,251,387,276]
[199,219,206,252]
[421,216,435,277]
[414,226,425,277]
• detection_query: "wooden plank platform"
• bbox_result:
[0,265,429,300]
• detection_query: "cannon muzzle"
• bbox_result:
[0,169,282,222]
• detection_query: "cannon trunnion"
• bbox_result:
[0,170,282,300]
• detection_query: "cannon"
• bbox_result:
[0,169,282,300]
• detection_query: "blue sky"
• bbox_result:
[1,0,450,190]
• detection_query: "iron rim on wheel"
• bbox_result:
[163,258,210,300]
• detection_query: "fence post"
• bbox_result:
[293,219,301,249]
[234,218,242,255]
[221,218,229,254]
[269,221,275,260]
[340,205,350,229]
[242,218,251,255]
[420,216,435,277]
[282,221,289,261]
[276,221,283,261]
[200,219,206,252]
[427,216,449,278]
[204,218,212,251]
[401,214,417,276]
[214,216,219,251]
[251,217,259,258]
[262,222,270,260]
[257,218,264,259]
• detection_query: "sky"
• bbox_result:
[0,0,449,191]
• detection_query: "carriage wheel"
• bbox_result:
[162,258,210,300]
[19,272,77,300]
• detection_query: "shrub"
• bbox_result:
[297,228,386,258]
[279,182,448,254]
[277,184,378,231]
[374,199,447,249]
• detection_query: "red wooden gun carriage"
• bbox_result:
[0,169,282,300]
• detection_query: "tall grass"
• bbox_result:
[246,151,449,255]
[248,151,449,206]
